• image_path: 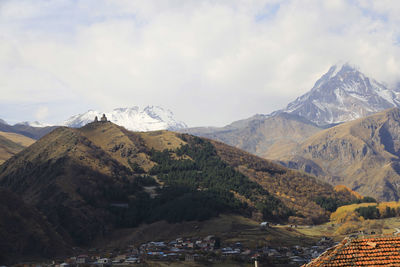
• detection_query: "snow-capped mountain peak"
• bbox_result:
[63,106,187,131]
[325,63,354,79]
[282,64,400,126]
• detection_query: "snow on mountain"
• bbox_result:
[281,63,400,126]
[15,121,53,127]
[63,106,187,131]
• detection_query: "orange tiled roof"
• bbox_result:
[303,235,400,266]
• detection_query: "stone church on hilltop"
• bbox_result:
[94,114,108,123]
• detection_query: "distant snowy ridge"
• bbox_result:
[63,106,187,131]
[15,121,53,127]
[279,63,400,125]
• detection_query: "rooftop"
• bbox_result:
[304,235,400,266]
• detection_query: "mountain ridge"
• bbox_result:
[0,122,356,247]
[181,63,400,162]
[181,112,323,159]
[0,120,57,140]
[178,64,400,201]
[279,108,400,201]
[63,106,187,131]
[279,63,400,126]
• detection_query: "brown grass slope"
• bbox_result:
[0,121,57,140]
[0,131,36,146]
[0,123,139,245]
[0,187,69,264]
[281,108,400,201]
[181,113,323,159]
[0,122,356,247]
[0,131,35,164]
[0,122,210,247]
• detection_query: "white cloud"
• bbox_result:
[34,106,48,121]
[0,0,400,126]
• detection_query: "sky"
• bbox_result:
[1,0,400,127]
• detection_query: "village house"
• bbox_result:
[304,235,400,266]
[76,255,89,264]
[185,254,195,262]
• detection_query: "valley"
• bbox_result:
[3,1,400,265]
[10,213,400,267]
[0,120,359,265]
[2,64,400,266]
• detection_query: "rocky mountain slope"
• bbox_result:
[0,131,35,164]
[279,108,400,201]
[182,112,323,159]
[0,122,356,246]
[63,106,187,131]
[183,64,400,160]
[280,64,400,126]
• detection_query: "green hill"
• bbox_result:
[0,121,356,247]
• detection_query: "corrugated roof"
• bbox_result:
[303,236,400,266]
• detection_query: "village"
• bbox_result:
[10,223,337,267]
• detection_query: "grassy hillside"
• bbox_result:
[0,122,356,247]
[0,187,69,264]
[93,214,317,251]
[0,131,35,164]
[0,131,35,146]
[210,140,357,224]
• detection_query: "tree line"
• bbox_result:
[106,136,293,227]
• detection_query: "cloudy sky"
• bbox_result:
[1,0,400,127]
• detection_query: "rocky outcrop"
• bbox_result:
[281,108,400,201]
